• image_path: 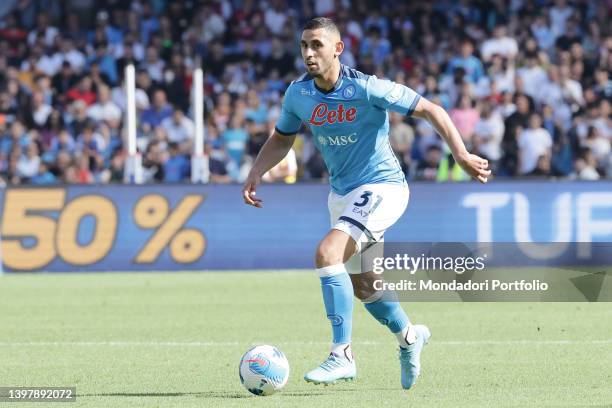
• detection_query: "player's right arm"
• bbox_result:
[242,130,296,208]
[243,87,302,207]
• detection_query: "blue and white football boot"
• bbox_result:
[304,352,356,385]
[399,324,431,389]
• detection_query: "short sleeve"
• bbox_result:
[275,91,302,136]
[367,76,421,116]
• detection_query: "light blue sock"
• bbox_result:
[363,293,410,334]
[317,264,353,345]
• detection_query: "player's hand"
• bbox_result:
[242,174,263,208]
[456,153,491,183]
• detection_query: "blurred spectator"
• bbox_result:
[481,25,518,62]
[593,68,612,100]
[450,94,480,145]
[551,132,574,177]
[415,145,442,181]
[360,26,391,66]
[473,100,504,165]
[574,148,600,180]
[559,64,585,108]
[527,154,552,178]
[163,141,190,182]
[87,84,121,124]
[531,15,556,51]
[56,37,86,72]
[205,141,231,184]
[52,61,79,104]
[142,140,164,182]
[108,152,124,182]
[75,155,93,183]
[549,0,574,39]
[76,122,103,156]
[17,142,40,179]
[500,93,532,176]
[263,147,298,184]
[518,52,547,100]
[221,113,249,169]
[111,77,150,112]
[583,126,610,171]
[31,162,56,184]
[27,13,58,47]
[245,89,268,125]
[47,129,75,161]
[141,89,172,129]
[446,40,484,84]
[161,108,194,148]
[141,46,164,83]
[264,0,287,36]
[518,113,553,175]
[24,91,52,129]
[67,76,97,106]
[389,111,414,173]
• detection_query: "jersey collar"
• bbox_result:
[313,65,344,95]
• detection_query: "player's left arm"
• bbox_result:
[367,76,490,183]
[412,97,491,183]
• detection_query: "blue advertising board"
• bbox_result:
[0,181,611,271]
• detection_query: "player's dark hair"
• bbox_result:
[302,17,340,37]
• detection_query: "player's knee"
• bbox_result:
[315,240,343,267]
[351,275,378,300]
[353,285,374,300]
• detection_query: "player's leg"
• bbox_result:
[349,267,430,389]
[351,269,413,347]
[304,229,358,384]
[315,228,358,358]
[342,183,430,389]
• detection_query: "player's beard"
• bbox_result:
[308,59,331,78]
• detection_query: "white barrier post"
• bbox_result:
[123,64,143,183]
[191,67,209,183]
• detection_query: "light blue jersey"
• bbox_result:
[276,65,421,195]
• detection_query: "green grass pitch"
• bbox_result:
[0,271,611,407]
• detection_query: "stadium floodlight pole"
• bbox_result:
[191,66,209,183]
[123,64,143,184]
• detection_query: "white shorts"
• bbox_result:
[328,182,409,274]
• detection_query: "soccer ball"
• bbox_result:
[239,345,289,396]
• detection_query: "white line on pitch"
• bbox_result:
[0,340,610,347]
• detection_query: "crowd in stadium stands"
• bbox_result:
[0,0,610,186]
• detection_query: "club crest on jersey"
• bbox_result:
[342,84,356,99]
[309,103,357,126]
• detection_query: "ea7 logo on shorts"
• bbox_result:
[309,103,357,126]
[352,191,383,216]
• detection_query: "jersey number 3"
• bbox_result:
[354,191,372,207]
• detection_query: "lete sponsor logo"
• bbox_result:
[309,103,357,126]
